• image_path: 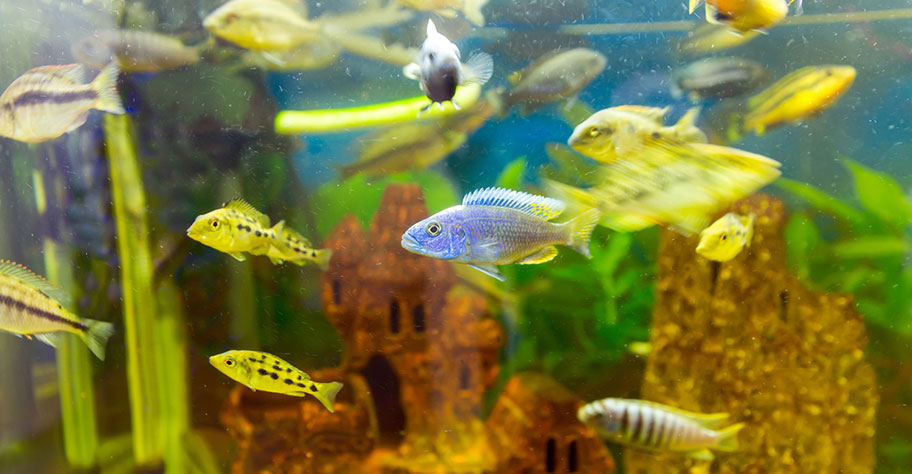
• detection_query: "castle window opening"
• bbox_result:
[545,437,557,473]
[568,439,578,472]
[412,303,425,332]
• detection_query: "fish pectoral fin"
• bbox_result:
[268,256,285,265]
[517,246,559,264]
[229,252,247,261]
[687,449,715,461]
[468,264,504,281]
[33,332,64,349]
[403,63,421,81]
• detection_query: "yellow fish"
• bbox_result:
[546,141,780,235]
[203,0,320,51]
[568,106,707,164]
[696,212,754,261]
[186,199,331,269]
[677,23,760,56]
[0,63,124,143]
[0,260,114,360]
[743,65,856,135]
[210,350,343,412]
[396,0,489,26]
[690,0,801,33]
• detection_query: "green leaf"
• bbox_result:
[784,213,821,280]
[495,157,526,190]
[558,99,595,127]
[844,158,912,227]
[775,178,867,226]
[592,232,633,278]
[832,236,908,259]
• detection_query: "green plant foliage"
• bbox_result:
[495,157,526,190]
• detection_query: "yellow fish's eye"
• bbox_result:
[588,127,599,137]
[226,12,239,23]
[720,232,728,241]
[426,221,442,236]
[209,219,219,229]
[224,356,236,367]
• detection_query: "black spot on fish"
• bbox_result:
[297,375,302,381]
[651,132,661,139]
[248,357,257,362]
[270,372,279,380]
[258,368,268,375]
[296,383,306,388]
[255,230,262,237]
[284,379,293,385]
[286,368,292,373]
[311,251,316,257]
[272,365,281,371]
[310,384,318,392]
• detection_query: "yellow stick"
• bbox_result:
[275,82,481,134]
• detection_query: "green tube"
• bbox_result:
[274,82,481,134]
[155,281,189,473]
[104,114,163,467]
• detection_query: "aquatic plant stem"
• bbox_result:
[104,114,163,467]
[274,83,481,134]
[155,281,189,473]
[33,168,99,469]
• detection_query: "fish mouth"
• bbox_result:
[400,233,424,255]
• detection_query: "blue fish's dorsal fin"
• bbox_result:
[462,187,565,220]
[0,260,72,305]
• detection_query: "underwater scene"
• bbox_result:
[0,0,911,472]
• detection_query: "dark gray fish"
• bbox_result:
[503,48,606,115]
[672,57,768,101]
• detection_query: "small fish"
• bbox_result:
[742,65,856,135]
[401,187,600,281]
[568,106,707,164]
[403,20,493,110]
[72,30,203,73]
[0,63,124,143]
[503,48,606,115]
[546,141,780,235]
[210,350,343,412]
[672,57,768,101]
[0,260,114,360]
[186,199,331,269]
[689,0,800,33]
[396,0,490,26]
[696,213,754,262]
[677,23,761,55]
[203,0,320,51]
[578,397,744,461]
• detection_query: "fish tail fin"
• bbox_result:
[464,52,493,86]
[744,214,755,248]
[688,0,703,14]
[675,107,707,142]
[82,319,115,361]
[565,208,601,259]
[313,249,332,271]
[91,62,125,115]
[714,422,745,452]
[314,381,344,412]
[462,0,487,26]
[676,106,701,129]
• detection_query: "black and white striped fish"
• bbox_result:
[578,397,744,461]
[0,62,124,143]
[0,260,114,360]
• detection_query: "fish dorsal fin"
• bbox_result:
[611,105,669,123]
[462,187,565,220]
[223,199,271,227]
[273,220,313,247]
[34,63,87,84]
[0,260,72,305]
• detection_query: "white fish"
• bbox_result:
[402,19,493,110]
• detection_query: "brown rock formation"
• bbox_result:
[626,194,878,473]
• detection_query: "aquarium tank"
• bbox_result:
[0,0,911,472]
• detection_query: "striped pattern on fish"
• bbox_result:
[0,62,124,143]
[578,397,744,461]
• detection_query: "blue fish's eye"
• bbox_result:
[426,221,442,236]
[225,356,235,367]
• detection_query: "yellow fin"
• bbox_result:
[305,381,343,412]
[517,246,558,264]
[224,198,271,227]
[713,422,744,452]
[687,448,715,461]
[611,105,669,123]
[273,220,313,247]
[0,260,71,305]
[689,0,703,14]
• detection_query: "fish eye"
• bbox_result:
[428,52,436,61]
[588,127,600,137]
[225,356,235,367]
[720,233,728,241]
[209,219,219,229]
[426,221,442,236]
[226,13,239,23]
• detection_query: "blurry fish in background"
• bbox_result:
[546,141,781,235]
[397,0,490,26]
[741,65,856,135]
[241,37,342,71]
[688,0,802,33]
[672,57,768,102]
[0,63,124,143]
[403,20,493,110]
[210,350,344,412]
[401,187,600,281]
[338,95,496,178]
[187,199,331,269]
[203,0,320,51]
[72,30,204,73]
[696,212,754,261]
[578,397,744,461]
[0,260,115,360]
[501,48,606,116]
[568,106,707,163]
[676,23,760,55]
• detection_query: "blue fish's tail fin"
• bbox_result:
[565,208,601,259]
[82,319,115,361]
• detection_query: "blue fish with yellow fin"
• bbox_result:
[400,187,600,281]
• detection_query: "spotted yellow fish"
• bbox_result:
[743,65,856,135]
[568,106,707,164]
[210,350,343,412]
[0,260,114,360]
[186,199,331,269]
[0,63,124,143]
[579,397,744,461]
[696,213,754,262]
